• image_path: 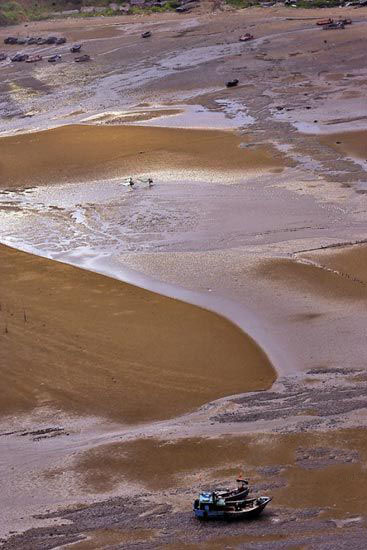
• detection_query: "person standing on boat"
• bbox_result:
[237,473,249,493]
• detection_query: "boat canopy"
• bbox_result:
[199,492,213,504]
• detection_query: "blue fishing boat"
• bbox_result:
[193,477,271,520]
[193,494,272,521]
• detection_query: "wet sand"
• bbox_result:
[319,130,367,164]
[0,124,284,188]
[0,243,274,423]
[255,256,367,302]
[7,418,366,548]
[61,528,158,549]
[301,243,367,283]
[71,429,367,518]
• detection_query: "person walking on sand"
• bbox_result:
[128,177,135,188]
[148,177,153,188]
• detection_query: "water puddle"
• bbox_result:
[82,101,254,130]
[0,176,286,376]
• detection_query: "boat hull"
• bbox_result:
[194,497,271,521]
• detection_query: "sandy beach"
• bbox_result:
[0,243,274,422]
[2,5,367,549]
[0,124,284,188]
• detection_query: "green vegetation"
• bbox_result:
[224,0,258,7]
[75,7,114,17]
[0,0,347,27]
[28,7,49,20]
[150,1,180,12]
[71,1,179,19]
[0,0,182,25]
[296,0,342,7]
[0,1,52,25]
[223,0,343,7]
[130,1,178,14]
[0,1,26,25]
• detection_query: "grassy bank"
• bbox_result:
[224,0,342,7]
[0,0,346,28]
[0,1,58,25]
[0,0,179,26]
[0,2,27,25]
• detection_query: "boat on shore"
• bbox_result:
[239,33,254,42]
[216,476,250,502]
[193,476,271,520]
[193,494,272,520]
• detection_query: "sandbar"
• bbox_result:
[0,243,275,423]
[0,124,284,189]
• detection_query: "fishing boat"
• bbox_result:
[339,17,352,25]
[226,79,239,88]
[75,54,90,63]
[316,18,333,26]
[193,494,272,521]
[239,33,254,42]
[70,44,82,53]
[193,475,271,520]
[26,55,42,63]
[323,21,345,30]
[217,476,250,502]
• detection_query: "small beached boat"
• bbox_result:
[11,53,29,62]
[226,79,239,88]
[70,44,82,53]
[26,55,42,63]
[193,494,272,520]
[193,475,271,520]
[75,54,90,63]
[48,54,61,63]
[4,37,18,45]
[316,18,333,26]
[217,476,250,502]
[239,33,254,42]
[323,21,345,30]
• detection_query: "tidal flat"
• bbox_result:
[1,5,367,549]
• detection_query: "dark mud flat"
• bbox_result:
[3,368,365,549]
[2,494,366,550]
[211,367,367,431]
[0,426,67,442]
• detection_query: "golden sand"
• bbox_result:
[319,131,367,162]
[61,528,157,549]
[165,534,288,550]
[0,124,284,188]
[72,429,367,517]
[255,257,367,302]
[301,244,367,284]
[0,244,275,423]
[72,435,294,492]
